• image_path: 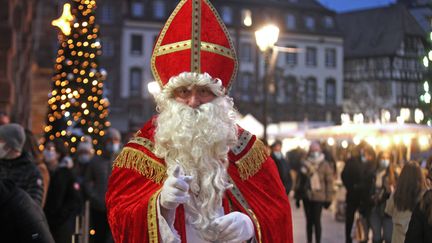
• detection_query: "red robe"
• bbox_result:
[106,117,293,243]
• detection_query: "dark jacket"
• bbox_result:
[405,190,432,243]
[44,167,81,228]
[271,152,292,194]
[0,152,44,205]
[83,155,111,211]
[0,179,54,243]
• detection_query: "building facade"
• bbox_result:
[97,0,344,132]
[337,4,426,122]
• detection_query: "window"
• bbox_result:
[221,6,233,24]
[101,38,114,57]
[305,77,317,104]
[240,72,253,101]
[242,9,252,27]
[100,5,114,24]
[153,0,165,19]
[325,78,336,105]
[285,14,296,30]
[129,68,142,97]
[240,42,252,62]
[305,16,315,30]
[130,34,143,55]
[285,45,297,65]
[325,48,336,68]
[284,76,297,103]
[306,47,317,66]
[131,2,144,17]
[324,16,334,28]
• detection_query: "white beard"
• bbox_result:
[154,96,238,235]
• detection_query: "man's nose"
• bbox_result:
[187,94,200,108]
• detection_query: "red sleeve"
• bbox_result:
[106,167,162,243]
[228,146,293,243]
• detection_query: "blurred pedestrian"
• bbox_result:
[84,130,120,243]
[368,151,397,243]
[342,143,376,243]
[73,140,94,185]
[295,141,334,243]
[385,161,426,243]
[0,111,10,125]
[0,179,54,243]
[43,139,81,243]
[0,123,44,205]
[271,140,292,196]
[405,188,432,243]
[0,111,50,207]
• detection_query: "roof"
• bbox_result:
[336,4,426,58]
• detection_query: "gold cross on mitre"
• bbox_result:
[52,3,74,35]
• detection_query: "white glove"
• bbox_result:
[160,165,193,210]
[211,212,254,243]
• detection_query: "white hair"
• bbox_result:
[154,72,238,236]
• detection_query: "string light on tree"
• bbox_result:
[44,0,110,154]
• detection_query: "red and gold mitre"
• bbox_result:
[151,0,238,90]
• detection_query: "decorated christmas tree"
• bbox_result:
[45,0,109,155]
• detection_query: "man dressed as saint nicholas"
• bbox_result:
[106,0,293,242]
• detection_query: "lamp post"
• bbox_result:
[255,24,279,143]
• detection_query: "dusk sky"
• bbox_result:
[318,0,397,12]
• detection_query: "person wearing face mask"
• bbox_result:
[270,140,292,196]
[43,139,81,243]
[368,151,398,243]
[82,130,121,243]
[294,141,335,243]
[0,123,44,206]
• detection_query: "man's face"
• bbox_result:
[173,85,216,108]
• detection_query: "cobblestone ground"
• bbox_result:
[291,198,346,243]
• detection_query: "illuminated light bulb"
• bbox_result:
[97,150,102,156]
[67,94,73,99]
[56,132,61,137]
[78,51,83,56]
[84,109,89,115]
[403,136,411,146]
[77,42,82,47]
[88,127,94,133]
[424,56,429,67]
[83,41,89,46]
[65,111,70,117]
[327,137,335,146]
[81,103,87,108]
[99,131,105,136]
[82,22,88,27]
[92,80,98,86]
[67,120,72,126]
[341,140,348,149]
[93,97,98,102]
[61,95,66,100]
[380,137,391,149]
[49,135,55,140]
[419,136,429,149]
[66,88,71,93]
[80,70,86,75]
[71,147,76,153]
[60,104,66,110]
[81,119,86,125]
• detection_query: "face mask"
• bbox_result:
[107,143,120,153]
[0,142,8,159]
[361,155,367,163]
[79,154,92,164]
[274,151,283,159]
[310,151,321,159]
[380,159,390,168]
[43,150,57,162]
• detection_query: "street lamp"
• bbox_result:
[255,24,279,143]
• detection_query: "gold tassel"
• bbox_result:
[235,139,268,180]
[113,147,167,183]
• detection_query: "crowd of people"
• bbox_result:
[267,137,432,243]
[0,112,122,243]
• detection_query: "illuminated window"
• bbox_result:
[242,9,252,27]
[153,0,165,19]
[221,6,233,24]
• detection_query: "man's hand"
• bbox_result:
[211,212,254,243]
[160,166,193,210]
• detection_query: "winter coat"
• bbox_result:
[385,193,413,243]
[342,157,375,213]
[404,190,432,243]
[0,152,44,205]
[271,152,292,194]
[83,155,111,211]
[0,179,54,243]
[44,167,81,228]
[295,155,334,203]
